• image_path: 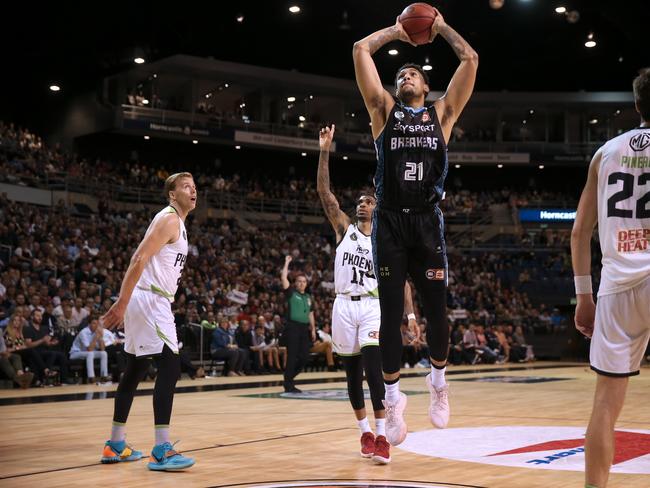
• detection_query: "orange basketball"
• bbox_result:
[398,3,438,45]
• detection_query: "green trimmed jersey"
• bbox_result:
[285,287,312,324]
[137,206,188,302]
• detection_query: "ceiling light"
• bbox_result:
[144,136,150,140]
[350,113,355,118]
[522,120,527,124]
[134,57,145,64]
[309,95,313,99]
[142,99,149,105]
[289,6,301,13]
[589,118,598,124]
[618,56,624,63]
[236,15,244,23]
[49,85,61,92]
[529,109,535,114]
[287,96,296,102]
[301,152,307,157]
[298,115,306,122]
[224,83,229,88]
[585,33,596,48]
[235,145,241,149]
[497,164,504,168]
[555,6,566,14]
[388,49,398,56]
[192,140,198,144]
[343,156,349,160]
[615,109,621,115]
[422,64,432,71]
[455,164,461,169]
[538,164,545,169]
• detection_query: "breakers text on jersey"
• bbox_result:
[391,121,439,150]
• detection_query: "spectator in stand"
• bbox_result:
[24,309,71,384]
[234,319,254,374]
[0,330,34,388]
[309,323,335,372]
[211,319,246,376]
[69,315,111,384]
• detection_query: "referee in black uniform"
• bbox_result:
[280,255,316,393]
[353,8,478,445]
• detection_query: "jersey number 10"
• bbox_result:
[404,162,424,181]
[607,172,650,218]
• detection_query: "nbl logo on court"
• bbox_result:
[630,132,650,151]
[399,426,650,474]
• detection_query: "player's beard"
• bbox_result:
[399,85,421,104]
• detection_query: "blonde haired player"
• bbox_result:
[101,172,197,471]
[571,67,650,488]
[317,124,418,464]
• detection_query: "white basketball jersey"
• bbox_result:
[334,224,379,297]
[137,206,188,302]
[597,127,650,296]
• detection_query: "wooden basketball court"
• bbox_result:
[0,361,648,487]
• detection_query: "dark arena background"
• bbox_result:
[1,1,648,487]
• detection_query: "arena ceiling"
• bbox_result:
[2,0,648,124]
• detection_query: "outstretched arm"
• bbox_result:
[353,18,412,139]
[317,124,350,242]
[281,255,292,290]
[570,150,600,338]
[431,12,479,143]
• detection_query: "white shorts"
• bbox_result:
[591,276,650,377]
[124,288,178,357]
[332,296,380,355]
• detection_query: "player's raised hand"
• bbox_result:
[394,16,417,46]
[428,8,445,43]
[101,300,126,330]
[319,124,335,151]
[574,296,595,338]
[285,255,293,265]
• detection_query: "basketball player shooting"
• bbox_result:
[353,4,478,446]
[100,172,197,471]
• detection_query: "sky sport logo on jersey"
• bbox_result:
[629,131,650,151]
[398,426,650,474]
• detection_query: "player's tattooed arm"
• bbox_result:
[432,13,478,143]
[317,125,350,242]
[353,19,412,138]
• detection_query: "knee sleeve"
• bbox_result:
[411,278,449,362]
[113,352,151,423]
[342,355,365,411]
[153,345,181,426]
[379,283,406,374]
[361,345,385,412]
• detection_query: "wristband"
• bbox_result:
[574,275,593,295]
[407,313,416,321]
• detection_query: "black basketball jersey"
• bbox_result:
[374,102,448,209]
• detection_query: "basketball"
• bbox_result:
[398,3,438,45]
